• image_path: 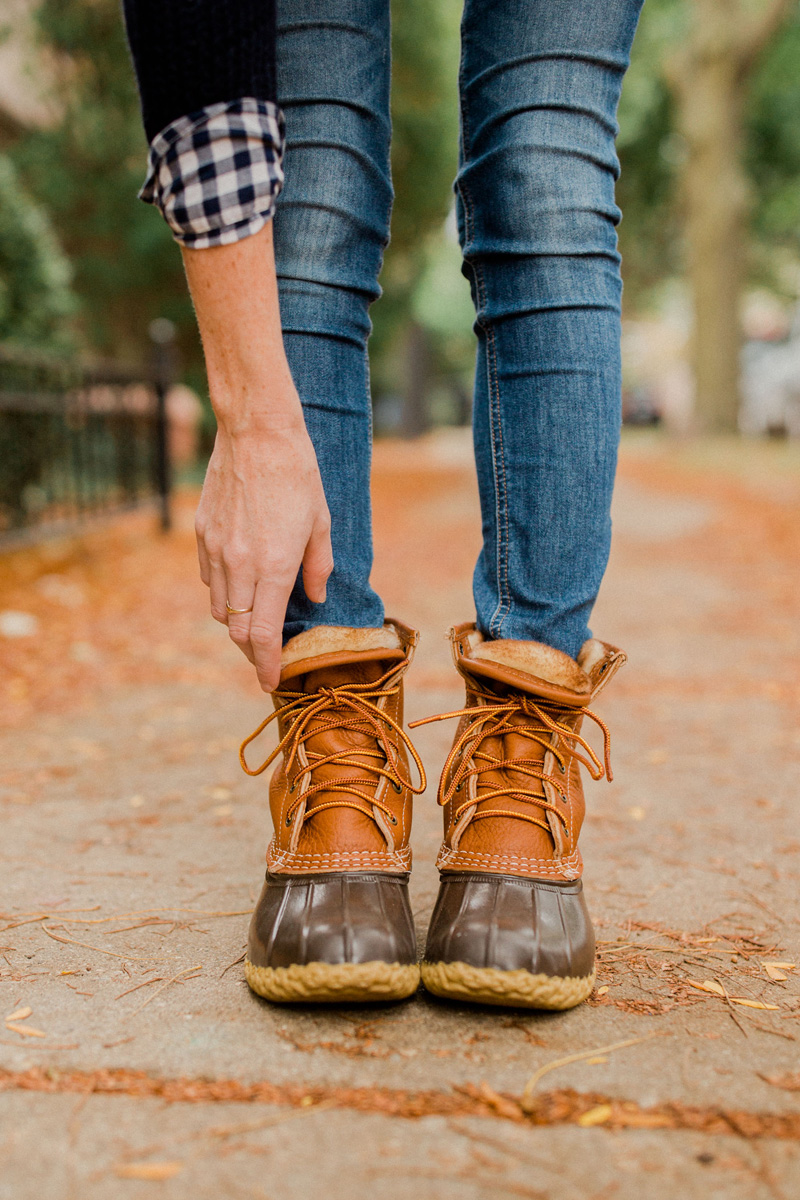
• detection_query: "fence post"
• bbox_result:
[149,318,176,532]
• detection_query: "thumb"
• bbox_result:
[302,518,334,604]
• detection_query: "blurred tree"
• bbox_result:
[665,0,795,432]
[6,0,800,438]
[0,153,75,351]
[370,0,463,431]
[616,1,682,304]
[746,14,800,278]
[9,0,198,372]
[617,0,800,431]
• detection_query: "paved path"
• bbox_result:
[1,432,799,1198]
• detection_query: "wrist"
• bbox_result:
[213,396,307,440]
[209,368,306,437]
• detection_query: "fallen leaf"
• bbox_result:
[577,1104,612,1127]
[596,986,609,996]
[617,1111,674,1129]
[5,1007,32,1023]
[763,961,796,971]
[688,980,726,997]
[759,1072,800,1092]
[687,980,780,1010]
[764,965,788,983]
[114,1162,183,1181]
[207,786,232,802]
[5,1022,46,1037]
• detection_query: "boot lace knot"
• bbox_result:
[410,687,612,838]
[240,662,426,831]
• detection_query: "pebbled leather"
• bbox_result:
[424,872,594,978]
[248,871,417,968]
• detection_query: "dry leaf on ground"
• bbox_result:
[687,980,726,996]
[687,980,779,1010]
[5,1023,46,1038]
[4,1007,32,1023]
[758,1073,800,1092]
[577,1104,613,1127]
[114,1162,183,1181]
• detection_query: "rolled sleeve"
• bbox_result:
[139,98,285,249]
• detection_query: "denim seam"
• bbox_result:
[484,321,512,635]
[457,17,512,638]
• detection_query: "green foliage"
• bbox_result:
[616,0,683,307]
[617,0,800,309]
[10,0,198,370]
[370,0,464,398]
[5,0,800,406]
[746,15,800,279]
[0,153,75,351]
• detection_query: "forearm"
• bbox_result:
[181,222,302,437]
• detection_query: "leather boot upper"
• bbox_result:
[240,620,425,876]
[417,623,626,882]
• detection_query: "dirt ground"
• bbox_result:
[1,429,799,1199]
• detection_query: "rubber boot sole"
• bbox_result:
[421,960,595,1010]
[245,958,420,1003]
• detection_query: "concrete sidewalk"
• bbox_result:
[1,432,799,1199]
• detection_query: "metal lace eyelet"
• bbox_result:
[559,761,566,775]
[288,779,295,793]
[392,780,403,793]
[285,813,293,827]
[389,814,398,825]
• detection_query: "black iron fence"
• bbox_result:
[0,345,172,548]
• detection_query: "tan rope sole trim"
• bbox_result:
[421,960,595,1010]
[245,958,420,1004]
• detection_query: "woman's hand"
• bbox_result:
[181,222,332,691]
[195,421,332,691]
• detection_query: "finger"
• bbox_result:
[196,535,211,587]
[224,569,257,661]
[208,563,229,624]
[248,578,293,692]
[301,517,334,605]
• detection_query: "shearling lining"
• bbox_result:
[470,637,590,693]
[280,624,402,669]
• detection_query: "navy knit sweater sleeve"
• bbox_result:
[123,0,278,143]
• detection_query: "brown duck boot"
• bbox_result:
[413,623,626,1010]
[240,620,426,1003]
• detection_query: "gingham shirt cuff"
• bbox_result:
[139,98,285,249]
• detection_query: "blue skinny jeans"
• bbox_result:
[275,0,643,659]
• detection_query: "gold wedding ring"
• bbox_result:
[226,601,254,615]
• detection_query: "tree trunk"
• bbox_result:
[671,2,749,432]
[400,320,430,438]
[668,0,792,433]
